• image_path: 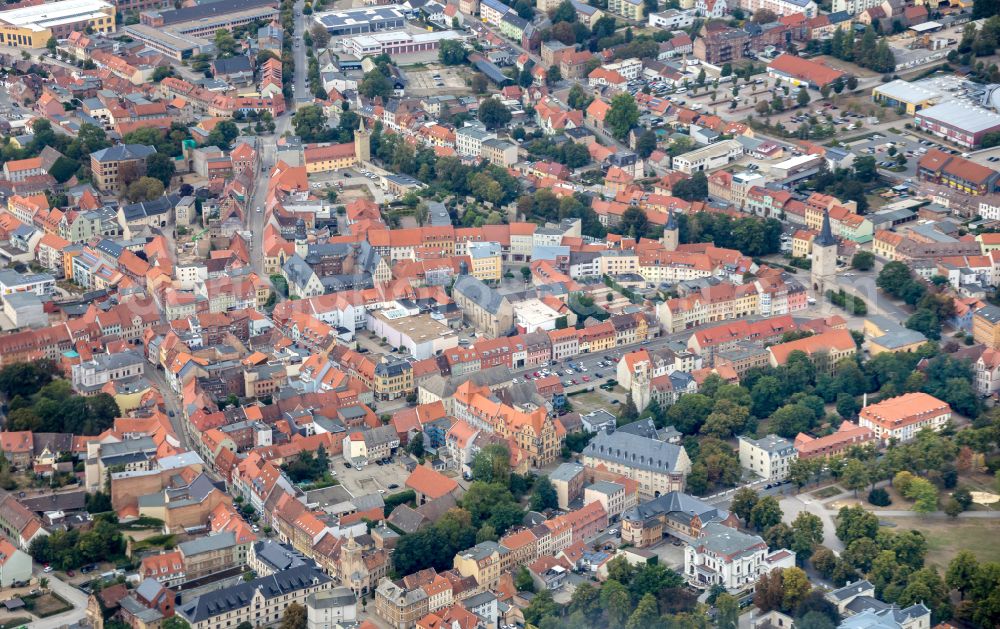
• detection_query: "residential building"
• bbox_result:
[176,566,333,629]
[90,144,157,194]
[607,0,644,20]
[0,537,31,587]
[684,523,795,593]
[738,434,797,481]
[974,305,1000,349]
[767,328,856,370]
[581,430,691,497]
[858,392,951,443]
[621,491,739,548]
[794,421,877,459]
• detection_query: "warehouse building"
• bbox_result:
[339,30,466,58]
[123,23,213,60]
[0,0,115,48]
[314,5,406,36]
[872,79,945,115]
[914,101,1000,149]
[140,0,278,37]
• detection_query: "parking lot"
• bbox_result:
[334,456,414,497]
[406,66,468,95]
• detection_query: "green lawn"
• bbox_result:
[882,517,1000,569]
[812,486,844,500]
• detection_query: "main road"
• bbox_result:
[246,0,309,276]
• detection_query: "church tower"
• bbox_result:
[354,117,371,164]
[811,209,838,298]
[662,208,679,252]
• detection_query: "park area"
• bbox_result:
[881,517,1000,569]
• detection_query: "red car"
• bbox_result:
[534,371,541,377]
[583,376,590,382]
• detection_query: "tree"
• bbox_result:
[636,130,657,159]
[146,153,176,188]
[214,29,238,57]
[797,87,811,108]
[841,459,870,497]
[851,251,874,271]
[605,92,640,140]
[835,505,878,545]
[843,537,880,573]
[701,399,750,438]
[161,620,191,629]
[569,581,601,618]
[515,565,536,592]
[600,580,632,628]
[568,83,592,110]
[750,495,783,531]
[626,593,660,629]
[530,475,558,511]
[730,487,759,524]
[360,70,393,99]
[946,551,979,599]
[620,207,649,240]
[666,393,713,434]
[471,444,511,485]
[791,511,824,559]
[310,22,330,47]
[152,65,174,82]
[547,65,562,84]
[846,76,858,90]
[0,360,56,399]
[206,120,239,149]
[672,172,709,201]
[715,593,739,629]
[906,477,939,514]
[478,98,512,130]
[868,487,891,506]
[752,8,778,22]
[811,546,837,579]
[754,570,784,612]
[126,177,164,202]
[783,567,811,612]
[765,523,794,551]
[439,39,466,65]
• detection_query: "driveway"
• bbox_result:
[779,494,844,553]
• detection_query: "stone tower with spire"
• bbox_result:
[662,208,679,251]
[811,209,838,298]
[354,117,371,164]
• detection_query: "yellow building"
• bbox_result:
[468,242,502,283]
[303,143,359,174]
[608,0,644,20]
[373,357,414,401]
[453,542,504,588]
[873,230,904,261]
[973,305,1000,350]
[303,120,368,173]
[977,233,1000,254]
[864,315,927,356]
[0,0,115,48]
[792,230,816,259]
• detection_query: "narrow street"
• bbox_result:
[245,0,307,277]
